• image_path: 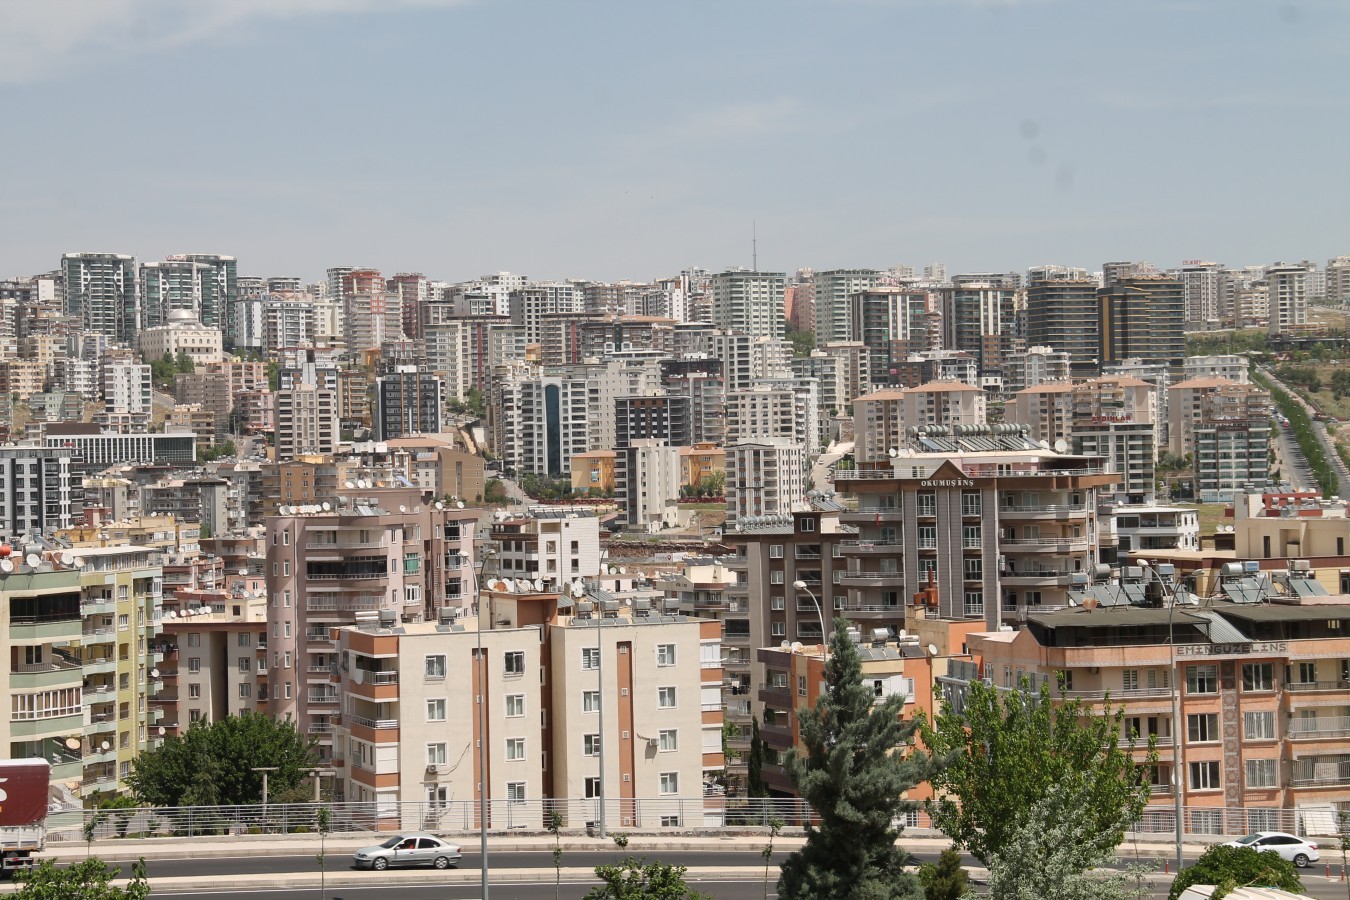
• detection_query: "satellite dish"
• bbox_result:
[888,448,898,458]
[71,557,84,569]
[533,579,544,592]
[434,501,445,510]
[780,640,791,649]
[24,554,41,570]
[321,501,332,511]
[278,505,290,516]
[0,559,13,574]
[398,505,408,514]
[571,581,586,598]
[898,629,908,638]
[928,643,939,657]
[456,500,465,509]
[150,668,160,678]
[790,641,803,653]
[1053,439,1068,454]
[60,552,75,566]
[158,726,166,736]
[490,580,507,592]
[100,741,110,751]
[618,566,626,575]
[344,481,355,489]
[64,737,81,751]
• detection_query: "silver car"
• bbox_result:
[353,832,462,870]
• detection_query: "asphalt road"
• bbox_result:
[151,881,774,899]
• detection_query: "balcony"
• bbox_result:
[1289,716,1350,739]
[81,597,116,616]
[347,715,399,731]
[350,669,399,686]
[306,692,340,705]
[1001,537,1091,553]
[838,571,905,588]
[82,687,116,707]
[836,602,904,619]
[1287,680,1350,693]
[12,615,82,643]
[9,655,83,690]
[758,685,792,705]
[999,504,1089,520]
[1000,570,1071,587]
[304,631,335,645]
[846,507,904,522]
[838,539,902,554]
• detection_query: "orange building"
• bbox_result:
[571,450,616,494]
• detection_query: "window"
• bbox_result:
[426,699,446,722]
[581,647,600,670]
[769,545,783,559]
[659,729,678,751]
[584,777,601,798]
[507,782,525,802]
[584,734,601,756]
[505,738,525,760]
[1187,713,1219,743]
[656,644,676,666]
[583,690,600,713]
[1122,669,1139,692]
[238,633,251,647]
[238,658,251,673]
[917,491,937,516]
[1189,761,1221,790]
[1185,665,1218,694]
[504,651,525,676]
[658,686,676,708]
[505,694,525,717]
[770,596,785,610]
[425,655,446,679]
[426,743,447,766]
[239,684,252,699]
[189,684,201,699]
[961,491,981,516]
[917,525,937,549]
[771,622,785,637]
[659,772,679,795]
[1242,663,1273,692]
[800,518,816,533]
[963,558,982,581]
[797,675,807,697]
[770,571,784,585]
[283,651,292,669]
[1245,758,1278,788]
[962,525,981,549]
[188,658,201,673]
[1244,711,1275,740]
[187,633,201,648]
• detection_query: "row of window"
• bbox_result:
[423,685,683,723]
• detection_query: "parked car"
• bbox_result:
[1223,831,1320,867]
[353,833,462,870]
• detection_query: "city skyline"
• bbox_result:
[3,0,1347,280]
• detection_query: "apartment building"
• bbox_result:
[711,269,786,339]
[725,440,806,522]
[490,508,602,584]
[813,269,883,344]
[1002,346,1072,394]
[726,381,818,456]
[375,367,443,441]
[1097,276,1186,370]
[851,382,988,463]
[1266,263,1311,335]
[833,428,1117,627]
[329,589,722,830]
[264,490,478,762]
[954,587,1350,826]
[1169,377,1272,499]
[0,546,164,799]
[0,446,75,540]
[155,594,269,730]
[1024,278,1100,378]
[847,288,937,383]
[275,386,340,462]
[62,252,139,345]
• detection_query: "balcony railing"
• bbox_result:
[1287,680,1350,693]
[347,715,399,730]
[1289,716,1350,737]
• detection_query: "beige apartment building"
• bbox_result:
[852,382,987,463]
[264,489,478,763]
[329,589,723,830]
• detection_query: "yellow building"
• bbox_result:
[571,450,616,494]
[679,443,724,493]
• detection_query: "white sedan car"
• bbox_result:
[1224,831,1320,867]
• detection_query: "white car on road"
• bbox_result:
[1223,831,1320,867]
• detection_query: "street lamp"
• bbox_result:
[473,545,497,900]
[1139,559,1185,877]
[792,580,827,654]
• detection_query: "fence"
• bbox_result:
[53,798,1350,844]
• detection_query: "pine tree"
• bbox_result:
[776,618,932,900]
[747,716,767,799]
[919,848,969,900]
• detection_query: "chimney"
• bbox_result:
[914,570,940,610]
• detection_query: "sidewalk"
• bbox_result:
[46,828,1224,863]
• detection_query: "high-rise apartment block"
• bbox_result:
[1024,278,1100,378]
[710,269,786,338]
[63,253,139,345]
[813,269,882,344]
[1266,263,1311,335]
[1097,276,1186,370]
[375,367,443,441]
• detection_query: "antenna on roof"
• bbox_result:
[752,219,758,272]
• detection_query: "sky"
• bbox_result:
[1,0,1346,284]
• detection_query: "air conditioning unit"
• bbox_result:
[426,764,441,774]
[982,677,993,687]
[647,738,659,750]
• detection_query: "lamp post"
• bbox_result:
[792,580,827,654]
[474,545,497,900]
[1140,559,1185,876]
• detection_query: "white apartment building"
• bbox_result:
[813,269,883,344]
[101,361,153,431]
[727,380,820,457]
[343,292,404,351]
[1327,256,1350,304]
[1183,354,1249,384]
[330,590,722,829]
[710,269,786,339]
[1177,261,1222,326]
[490,508,602,584]
[509,282,584,346]
[1002,346,1071,393]
[274,387,340,462]
[726,440,805,521]
[1266,263,1310,335]
[0,447,75,539]
[263,296,316,352]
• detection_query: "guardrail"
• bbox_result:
[47,798,1350,843]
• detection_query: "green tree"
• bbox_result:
[15,857,150,899]
[919,847,969,900]
[316,805,332,900]
[175,350,195,374]
[984,778,1148,900]
[127,710,318,807]
[776,618,933,900]
[762,817,784,900]
[784,324,815,357]
[548,809,565,900]
[921,677,1152,866]
[266,360,280,391]
[583,857,712,899]
[746,716,767,799]
[1167,844,1302,900]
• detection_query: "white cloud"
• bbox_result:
[0,0,470,83]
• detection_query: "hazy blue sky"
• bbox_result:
[2,0,1345,283]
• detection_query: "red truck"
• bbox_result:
[0,760,49,873]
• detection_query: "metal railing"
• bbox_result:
[49,798,1350,844]
[1288,715,1350,737]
